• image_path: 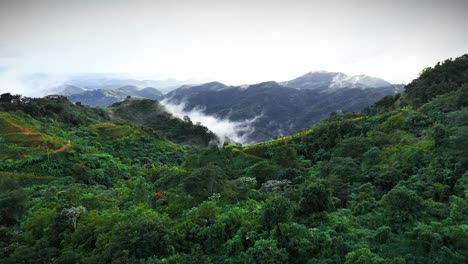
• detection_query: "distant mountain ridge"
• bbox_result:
[67,86,163,107]
[61,74,193,93]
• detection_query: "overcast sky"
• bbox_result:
[0,0,467,93]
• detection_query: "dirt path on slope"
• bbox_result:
[50,141,71,154]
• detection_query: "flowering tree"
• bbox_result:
[61,206,87,231]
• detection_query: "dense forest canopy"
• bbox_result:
[0,55,467,263]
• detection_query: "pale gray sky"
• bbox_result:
[0,0,467,93]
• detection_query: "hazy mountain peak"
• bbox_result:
[330,73,391,89]
[282,71,391,90]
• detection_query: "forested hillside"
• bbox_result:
[0,55,467,263]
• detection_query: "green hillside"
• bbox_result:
[109,98,219,146]
[0,55,467,263]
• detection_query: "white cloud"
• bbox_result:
[0,70,67,97]
[160,98,261,145]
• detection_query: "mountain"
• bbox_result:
[53,85,87,95]
[163,78,402,143]
[0,55,467,263]
[281,71,392,90]
[67,86,163,107]
[62,74,195,93]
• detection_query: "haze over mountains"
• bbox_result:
[67,86,163,107]
[53,71,402,143]
[60,74,190,93]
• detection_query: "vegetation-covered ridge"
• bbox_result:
[0,55,467,263]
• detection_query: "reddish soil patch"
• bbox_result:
[21,128,32,134]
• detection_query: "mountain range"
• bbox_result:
[58,71,403,142]
[162,72,403,142]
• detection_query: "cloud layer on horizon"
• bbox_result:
[1,0,467,96]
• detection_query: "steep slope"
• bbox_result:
[404,54,468,106]
[109,98,219,146]
[0,113,67,160]
[0,93,217,148]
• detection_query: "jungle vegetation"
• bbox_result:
[0,55,467,263]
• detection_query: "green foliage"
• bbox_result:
[244,239,288,264]
[381,187,424,229]
[0,178,28,226]
[345,248,384,264]
[107,214,174,260]
[1,55,467,263]
[259,196,294,230]
[245,160,279,186]
[299,182,331,215]
[405,54,468,106]
[110,98,219,147]
[184,164,227,199]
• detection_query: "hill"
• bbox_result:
[109,98,219,146]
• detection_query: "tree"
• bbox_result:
[345,248,384,264]
[272,145,298,167]
[259,196,294,230]
[244,239,288,264]
[61,206,87,231]
[332,137,372,159]
[0,93,13,104]
[0,178,27,226]
[184,164,226,199]
[299,183,331,215]
[0,190,27,226]
[132,176,152,204]
[246,160,279,187]
[381,187,424,229]
[108,215,174,260]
